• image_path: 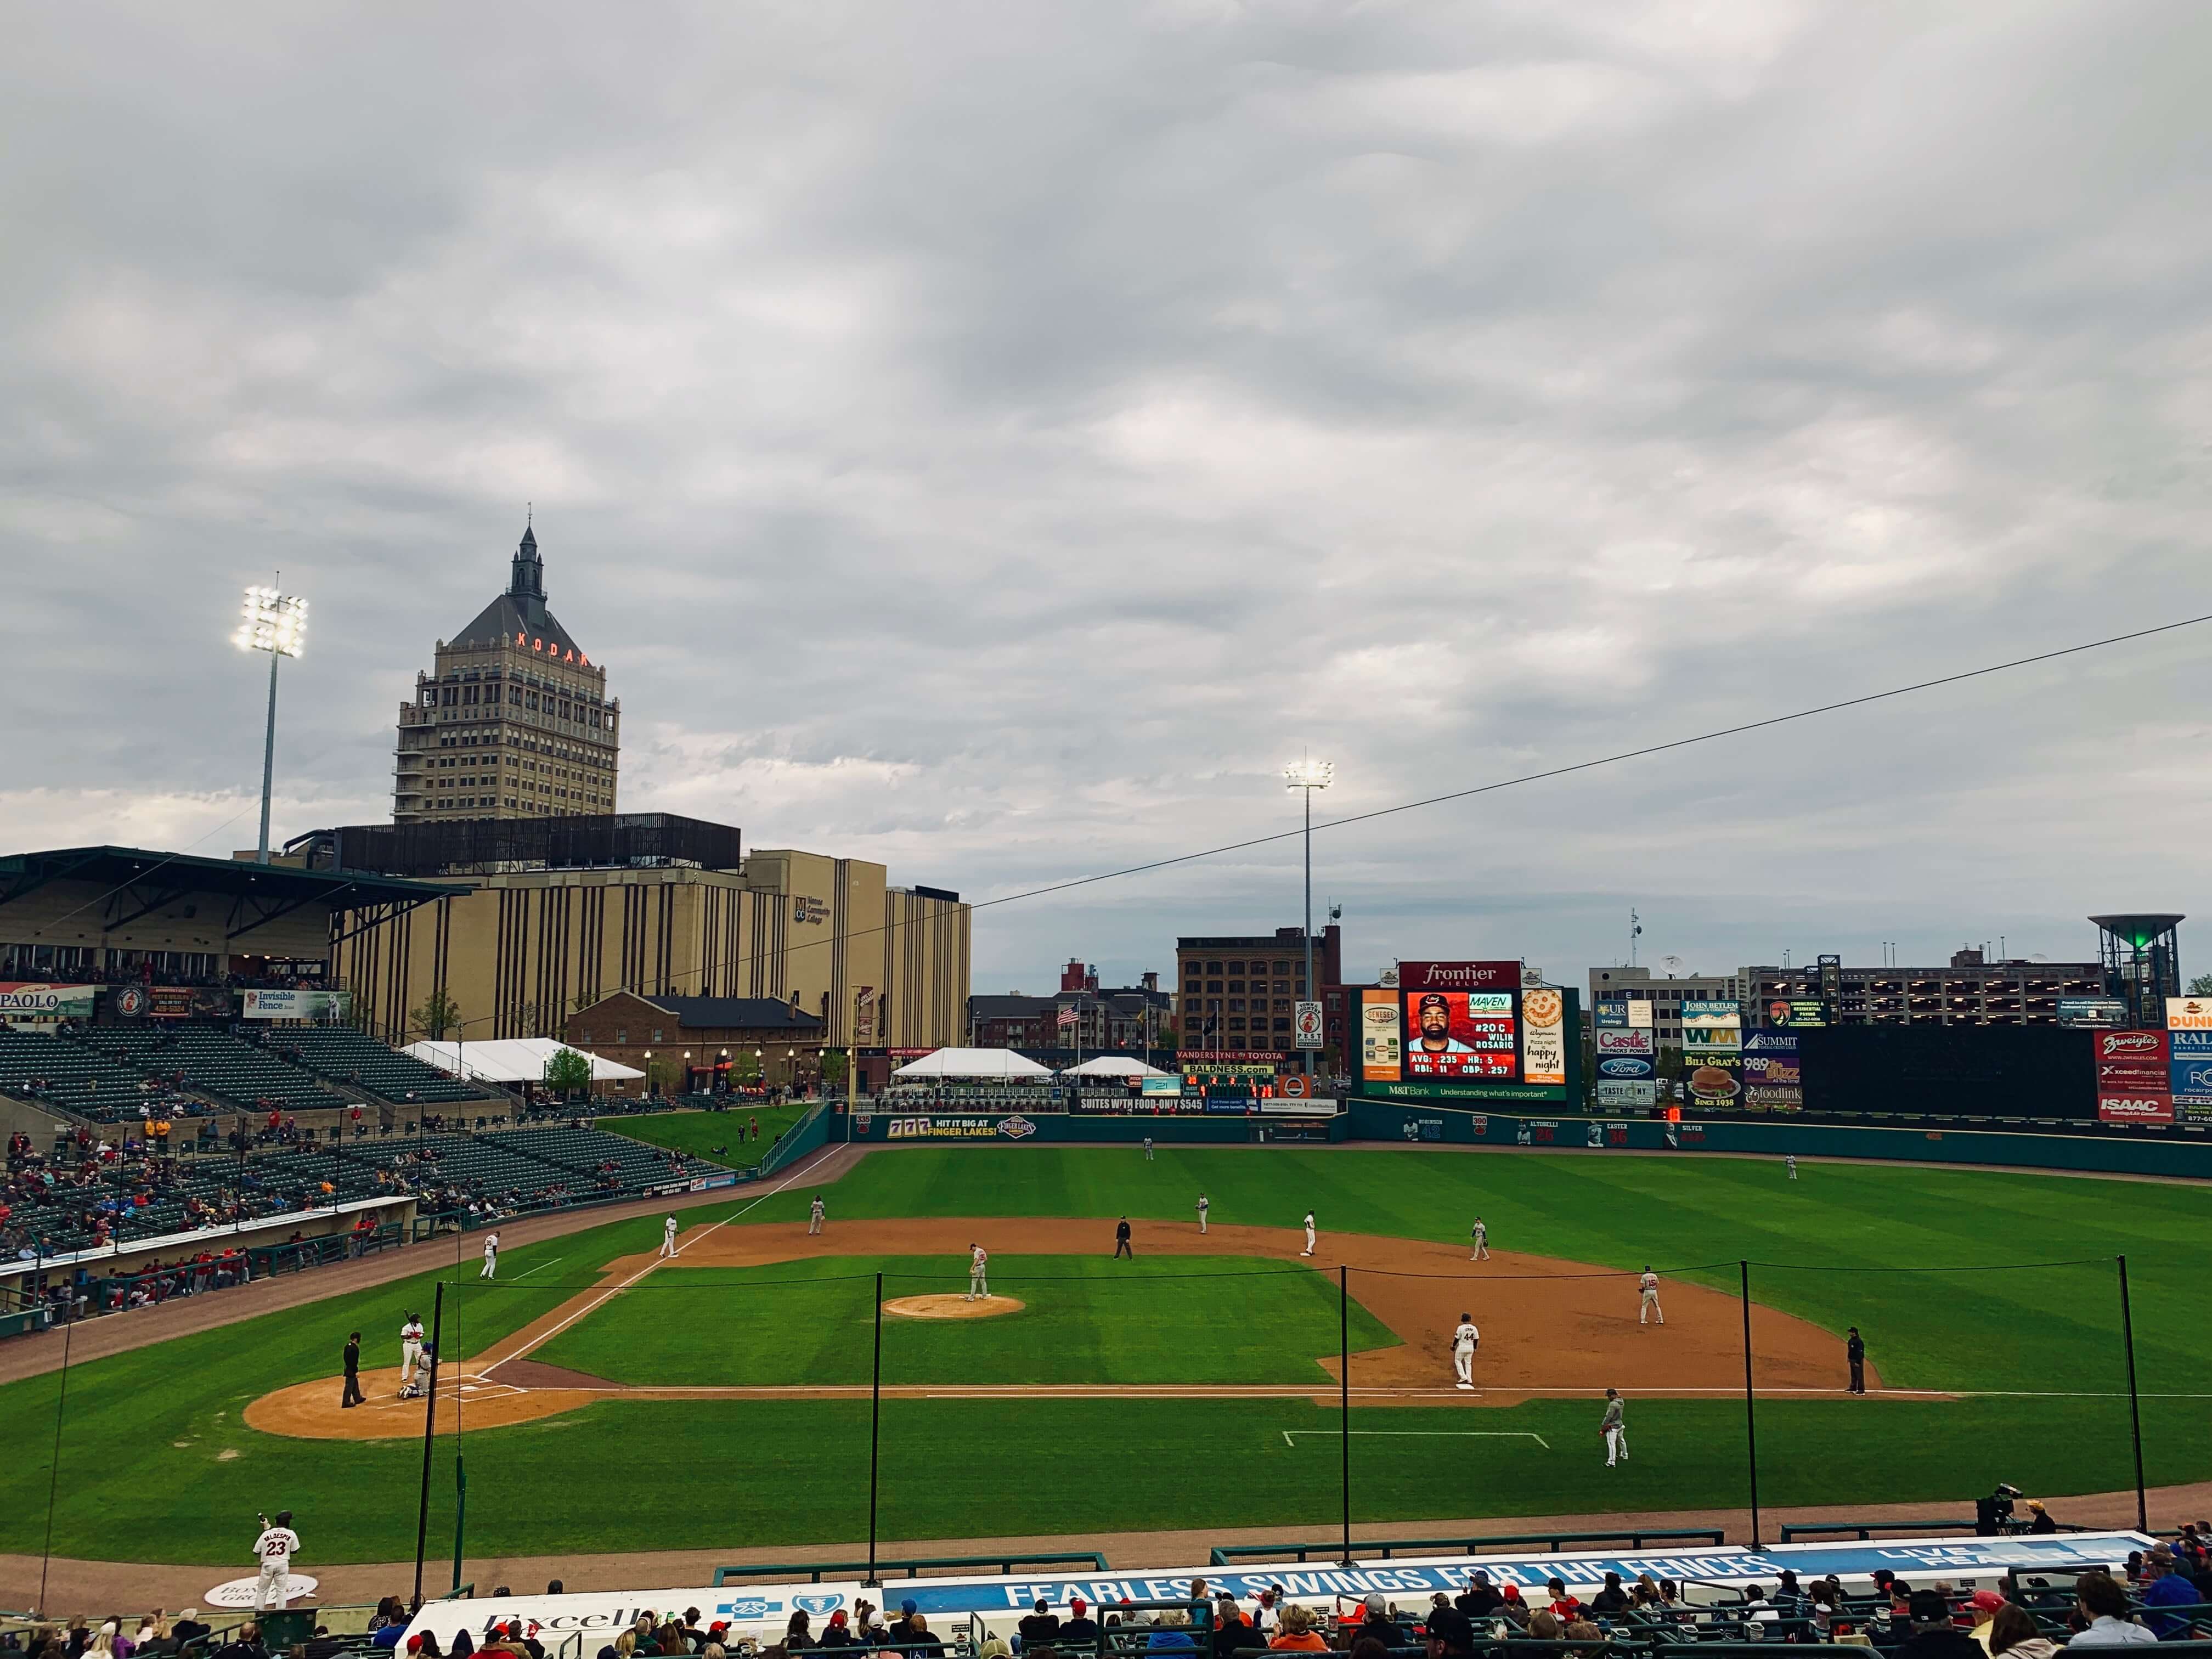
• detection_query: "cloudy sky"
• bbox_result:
[7,2,2212,991]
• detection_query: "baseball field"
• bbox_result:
[4,1138,2209,1572]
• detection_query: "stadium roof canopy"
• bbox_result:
[405,1037,643,1083]
[1059,1054,1172,1077]
[890,1046,1053,1080]
[0,844,460,944]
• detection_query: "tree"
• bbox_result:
[544,1046,594,1099]
[644,1057,679,1097]
[2188,974,2212,997]
[821,1049,848,1087]
[733,1049,763,1086]
[411,988,461,1043]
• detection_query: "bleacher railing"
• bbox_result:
[714,1550,1109,1585]
[1208,1528,1727,1566]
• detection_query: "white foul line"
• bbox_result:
[484,1149,830,1374]
[1283,1430,1551,1449]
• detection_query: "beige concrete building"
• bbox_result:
[332,838,969,1053]
[393,521,622,822]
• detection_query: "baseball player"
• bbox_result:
[399,1312,425,1396]
[1638,1266,1663,1326]
[1115,1216,1133,1258]
[1196,1193,1209,1234]
[1143,1136,1154,1162]
[966,1243,989,1301]
[479,1231,500,1279]
[1452,1313,1480,1389]
[660,1215,679,1258]
[809,1195,826,1235]
[1471,1218,1489,1261]
[1301,1211,1316,1256]
[1600,1387,1627,1466]
[1786,1154,1798,1181]
[252,1509,301,1611]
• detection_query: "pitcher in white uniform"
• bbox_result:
[966,1243,989,1300]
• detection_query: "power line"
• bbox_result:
[410,608,2211,1041]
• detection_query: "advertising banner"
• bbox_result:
[1594,1000,1629,1029]
[1595,1028,1654,1056]
[2169,1056,2212,1121]
[2167,997,2212,1030]
[2095,1030,2171,1113]
[2172,1029,2212,1054]
[1519,988,1566,1086]
[1681,1000,1742,1029]
[1762,998,1827,1028]
[1138,1075,1183,1098]
[1402,990,1517,1079]
[151,986,234,1020]
[0,982,98,1021]
[2099,1093,2174,1125]
[1595,1079,1658,1107]
[1627,998,1653,1029]
[1293,1000,1324,1051]
[1683,1026,1741,1056]
[2058,997,2129,1028]
[1359,990,1402,1082]
[885,1115,1043,1140]
[1741,1030,1798,1054]
[1741,1039,1803,1111]
[1684,1051,1742,1109]
[1594,1053,1655,1081]
[854,986,877,1045]
[1397,961,1521,994]
[2096,1029,2170,1065]
[240,988,352,1021]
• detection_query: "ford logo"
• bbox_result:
[1598,1057,1652,1077]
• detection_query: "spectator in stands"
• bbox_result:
[1590,1574,1630,1615]
[170,1616,207,1651]
[1897,1591,1981,1659]
[1059,1599,1099,1649]
[2069,1572,2155,1646]
[1019,1601,1061,1648]
[1144,1613,1194,1657]
[886,1602,921,1650]
[1562,1621,1605,1651]
[1544,1581,1581,1624]
[1987,1605,2057,1659]
[1423,1594,1474,1659]
[1267,1607,1325,1653]
[1456,1573,1501,1621]
[2025,1501,2058,1534]
[1348,1597,1404,1648]
[212,1623,267,1659]
[901,1615,945,1659]
[2139,1548,2202,1638]
[1517,1611,1565,1659]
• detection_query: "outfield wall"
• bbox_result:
[839,1108,1310,1145]
[1342,1098,2212,1179]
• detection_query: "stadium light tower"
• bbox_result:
[233,580,308,865]
[1284,757,1334,1076]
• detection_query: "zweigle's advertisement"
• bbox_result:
[1360,989,1402,1082]
[1519,988,1566,1086]
[1402,990,1518,1079]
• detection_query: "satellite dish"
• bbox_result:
[1662,953,1684,975]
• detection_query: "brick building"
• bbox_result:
[1176,925,1343,1060]
[566,990,823,1092]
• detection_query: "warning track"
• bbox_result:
[241,1218,1866,1440]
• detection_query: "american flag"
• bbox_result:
[1056,1007,1077,1028]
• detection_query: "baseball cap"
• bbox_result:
[1419,993,1450,1012]
[1969,1592,2005,1612]
[1070,1599,1087,1615]
[901,1600,918,1616]
[1363,1595,1385,1613]
[1908,1591,1949,1624]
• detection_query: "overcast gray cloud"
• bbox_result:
[6,1,2212,991]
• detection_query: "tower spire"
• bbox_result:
[510,516,543,602]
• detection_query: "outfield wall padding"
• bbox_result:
[1341,1098,2212,1179]
[838,1108,1338,1145]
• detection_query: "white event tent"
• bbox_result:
[403,1037,644,1084]
[1059,1055,1173,1079]
[889,1047,1053,1081]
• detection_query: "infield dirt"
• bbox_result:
[244,1218,1871,1440]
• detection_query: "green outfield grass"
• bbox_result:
[531,1254,1400,1386]
[599,1103,809,1162]
[0,1145,2207,1565]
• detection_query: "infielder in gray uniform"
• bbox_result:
[1601,1387,1627,1466]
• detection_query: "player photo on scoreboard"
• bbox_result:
[1402,989,1519,1078]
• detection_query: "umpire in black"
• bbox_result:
[1114,1217,1133,1259]
[1846,1327,1866,1396]
[342,1330,365,1408]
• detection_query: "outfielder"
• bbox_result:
[399,1312,425,1396]
[479,1231,500,1279]
[252,1509,301,1611]
[1196,1193,1209,1234]
[1471,1217,1489,1261]
[1301,1211,1316,1256]
[660,1215,679,1258]
[1452,1313,1480,1389]
[1786,1154,1798,1181]
[1638,1266,1663,1326]
[809,1195,826,1235]
[1143,1136,1154,1162]
[1600,1387,1627,1466]
[966,1243,989,1300]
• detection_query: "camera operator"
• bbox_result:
[1976,1485,2024,1537]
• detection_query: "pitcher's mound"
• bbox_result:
[883,1294,1025,1319]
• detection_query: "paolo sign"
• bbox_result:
[1396,961,1520,991]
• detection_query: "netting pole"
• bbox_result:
[1339,1265,1352,1567]
[36,1301,75,1616]
[866,1269,883,1587]
[413,1279,444,1609]
[1739,1259,1761,1548]
[2118,1255,2147,1532]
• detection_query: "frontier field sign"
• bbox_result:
[1355,962,1578,1105]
